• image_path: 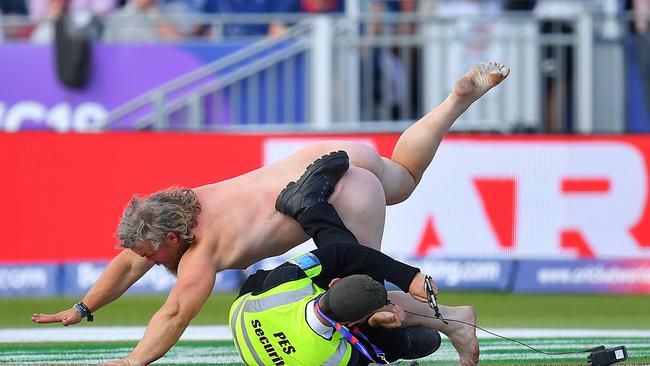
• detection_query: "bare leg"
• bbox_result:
[385,61,510,204]
[290,62,509,206]
[329,167,386,248]
[388,291,479,366]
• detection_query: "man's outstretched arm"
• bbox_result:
[101,250,216,366]
[32,249,154,325]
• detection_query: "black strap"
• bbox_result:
[74,301,94,322]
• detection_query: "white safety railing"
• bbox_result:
[95,12,610,133]
[100,19,318,130]
[329,13,545,132]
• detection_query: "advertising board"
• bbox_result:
[3,134,650,263]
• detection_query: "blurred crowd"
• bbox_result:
[0,0,644,43]
[0,0,645,46]
[0,0,346,42]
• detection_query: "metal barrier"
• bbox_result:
[331,13,543,132]
[97,13,603,133]
[100,19,315,130]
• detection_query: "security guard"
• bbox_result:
[229,150,441,366]
[229,202,441,366]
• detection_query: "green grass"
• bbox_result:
[3,291,649,329]
[2,292,649,365]
[1,339,648,365]
[440,292,650,329]
[2,293,238,328]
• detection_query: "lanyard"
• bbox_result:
[313,295,388,364]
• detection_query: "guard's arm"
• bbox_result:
[32,249,153,325]
[311,243,432,307]
[298,202,430,300]
[311,242,420,293]
[123,253,215,365]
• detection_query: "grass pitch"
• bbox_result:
[3,291,649,329]
[1,338,649,365]
[1,292,649,365]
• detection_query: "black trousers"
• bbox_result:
[355,324,421,365]
[299,202,361,248]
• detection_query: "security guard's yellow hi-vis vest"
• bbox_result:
[229,254,352,366]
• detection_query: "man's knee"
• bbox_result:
[307,140,382,174]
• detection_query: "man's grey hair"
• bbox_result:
[116,187,201,249]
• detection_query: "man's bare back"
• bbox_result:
[191,140,397,269]
[33,62,510,366]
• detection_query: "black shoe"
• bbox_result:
[275,150,349,221]
[402,327,442,360]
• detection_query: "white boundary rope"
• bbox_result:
[2,326,650,343]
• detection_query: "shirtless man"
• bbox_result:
[32,62,509,366]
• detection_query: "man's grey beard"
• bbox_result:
[163,242,190,277]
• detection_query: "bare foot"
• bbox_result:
[453,61,510,103]
[387,293,479,365]
[444,306,480,366]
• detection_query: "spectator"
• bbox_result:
[31,0,99,87]
[196,0,345,40]
[203,0,316,38]
[103,0,184,42]
[29,0,112,43]
[268,0,344,36]
[534,0,602,132]
[360,0,414,121]
[158,0,206,38]
[203,0,281,38]
[397,0,420,121]
[29,0,67,43]
[435,0,504,90]
[29,0,117,20]
[0,0,30,40]
[629,0,650,117]
[1,0,27,14]
[502,0,535,11]
[300,0,343,13]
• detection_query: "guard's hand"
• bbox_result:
[408,272,438,303]
[98,358,142,366]
[31,307,82,326]
[368,305,405,329]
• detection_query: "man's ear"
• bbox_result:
[328,278,341,288]
[165,232,179,244]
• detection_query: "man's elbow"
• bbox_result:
[167,276,214,324]
[160,301,197,327]
[167,309,194,329]
[178,306,202,325]
[179,295,209,324]
[175,313,193,328]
